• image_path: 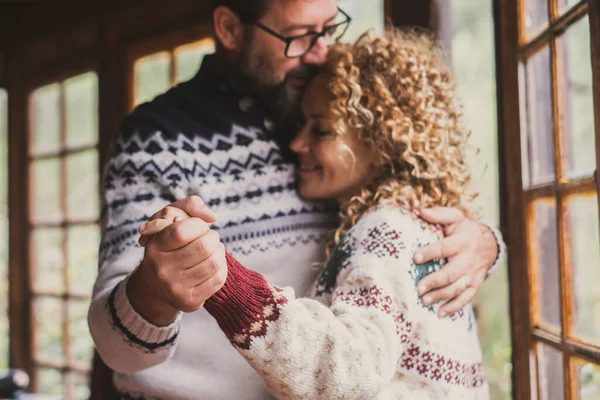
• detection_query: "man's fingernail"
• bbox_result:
[422,295,432,305]
[174,216,181,223]
[418,284,427,295]
[439,311,447,318]
[414,252,424,263]
[139,223,147,232]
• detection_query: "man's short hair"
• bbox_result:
[211,0,273,24]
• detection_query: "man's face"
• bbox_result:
[237,0,339,119]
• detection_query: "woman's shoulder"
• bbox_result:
[349,205,443,244]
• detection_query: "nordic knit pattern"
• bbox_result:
[205,206,489,400]
[88,55,336,399]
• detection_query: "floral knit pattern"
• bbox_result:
[205,206,489,399]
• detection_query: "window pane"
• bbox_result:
[66,371,90,400]
[559,0,581,12]
[559,16,595,179]
[31,228,64,294]
[0,89,8,368]
[566,194,600,342]
[66,149,99,221]
[37,367,64,396]
[30,157,63,224]
[30,83,61,156]
[67,224,99,296]
[537,344,565,400]
[530,199,561,331]
[65,72,98,148]
[337,0,384,42]
[575,359,600,400]
[68,299,93,365]
[134,52,171,106]
[175,39,215,84]
[524,0,549,35]
[33,296,64,363]
[523,47,555,186]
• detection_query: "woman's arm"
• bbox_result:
[205,210,423,400]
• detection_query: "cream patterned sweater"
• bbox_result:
[205,206,489,400]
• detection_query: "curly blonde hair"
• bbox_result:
[322,27,477,258]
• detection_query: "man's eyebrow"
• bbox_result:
[282,12,338,33]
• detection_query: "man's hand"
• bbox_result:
[127,196,226,326]
[413,207,498,318]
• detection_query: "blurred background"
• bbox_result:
[0,0,599,398]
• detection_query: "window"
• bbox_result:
[27,72,99,399]
[496,0,600,398]
[338,0,385,42]
[133,38,215,107]
[0,89,8,369]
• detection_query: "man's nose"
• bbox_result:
[301,37,329,66]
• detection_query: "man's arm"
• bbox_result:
[412,207,506,317]
[87,121,223,373]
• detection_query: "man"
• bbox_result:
[88,0,505,398]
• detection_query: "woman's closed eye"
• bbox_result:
[311,124,331,138]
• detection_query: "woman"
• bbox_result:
[141,28,487,399]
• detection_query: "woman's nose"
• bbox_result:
[289,127,310,154]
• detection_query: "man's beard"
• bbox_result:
[237,35,318,122]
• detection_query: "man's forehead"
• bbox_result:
[266,0,338,26]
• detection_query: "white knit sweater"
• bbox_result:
[205,206,489,400]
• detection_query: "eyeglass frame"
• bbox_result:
[253,7,352,58]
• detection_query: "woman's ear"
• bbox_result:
[213,6,245,51]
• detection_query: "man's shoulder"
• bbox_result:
[117,79,236,143]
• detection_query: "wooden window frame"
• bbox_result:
[495,0,600,398]
[9,54,101,394]
[125,22,215,111]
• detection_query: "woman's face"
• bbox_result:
[290,73,379,203]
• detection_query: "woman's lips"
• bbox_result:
[297,164,322,175]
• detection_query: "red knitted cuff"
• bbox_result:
[204,252,288,350]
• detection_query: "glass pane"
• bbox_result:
[67,224,99,296]
[31,228,64,294]
[523,47,555,186]
[30,157,63,224]
[66,149,99,221]
[0,89,8,368]
[33,296,64,363]
[567,194,600,342]
[65,72,98,148]
[37,367,64,396]
[68,300,93,365]
[30,83,61,156]
[66,371,90,400]
[175,39,215,83]
[525,0,549,35]
[537,344,565,400]
[134,52,171,106]
[575,359,600,400]
[338,0,385,42]
[559,17,595,179]
[531,199,561,331]
[560,0,581,12]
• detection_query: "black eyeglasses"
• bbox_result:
[254,7,352,58]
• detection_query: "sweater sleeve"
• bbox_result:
[87,119,190,373]
[205,209,427,399]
